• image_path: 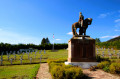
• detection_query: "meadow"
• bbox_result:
[0,49,68,79]
[0,64,40,79]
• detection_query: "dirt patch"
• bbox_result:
[83,69,120,79]
[36,63,52,79]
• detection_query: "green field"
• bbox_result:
[0,49,68,66]
[0,64,40,79]
[0,49,120,79]
[0,49,68,79]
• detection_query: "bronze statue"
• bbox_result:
[72,12,92,36]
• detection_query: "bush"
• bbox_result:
[65,67,83,79]
[51,66,83,79]
[51,65,65,79]
[96,55,110,62]
[47,59,67,65]
[109,63,120,74]
[89,66,98,71]
[48,59,84,79]
[47,59,67,72]
[49,62,64,72]
[96,55,103,62]
[97,61,110,69]
[103,65,109,72]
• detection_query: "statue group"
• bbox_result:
[65,12,98,68]
[72,12,92,36]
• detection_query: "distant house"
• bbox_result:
[19,48,34,52]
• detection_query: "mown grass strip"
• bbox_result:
[0,64,40,79]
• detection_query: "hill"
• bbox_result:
[96,36,120,49]
[107,36,120,42]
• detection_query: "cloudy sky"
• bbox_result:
[0,0,120,45]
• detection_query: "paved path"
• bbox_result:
[36,63,52,79]
[36,63,120,79]
[83,69,120,79]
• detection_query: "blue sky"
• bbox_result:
[0,0,120,45]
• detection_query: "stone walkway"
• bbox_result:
[36,63,52,79]
[83,69,120,79]
[36,63,120,79]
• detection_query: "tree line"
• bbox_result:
[95,38,120,50]
[0,43,68,52]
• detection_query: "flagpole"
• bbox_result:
[53,34,54,50]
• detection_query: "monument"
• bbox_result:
[65,12,98,68]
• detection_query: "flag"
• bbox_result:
[53,34,54,39]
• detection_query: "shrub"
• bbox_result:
[65,67,83,79]
[96,55,103,62]
[51,66,83,79]
[97,61,110,69]
[96,55,110,62]
[103,65,109,72]
[48,59,84,79]
[49,62,64,72]
[109,63,120,74]
[47,59,67,65]
[51,65,65,79]
[89,66,98,71]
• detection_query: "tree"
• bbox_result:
[41,37,50,45]
[41,38,46,45]
[46,37,50,44]
[95,38,101,43]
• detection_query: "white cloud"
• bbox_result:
[67,32,72,35]
[0,30,40,45]
[115,19,120,23]
[115,22,120,27]
[114,19,120,27]
[111,35,119,38]
[98,14,107,18]
[56,39,61,41]
[98,12,115,18]
[100,36,110,38]
[115,29,120,31]
[100,35,119,39]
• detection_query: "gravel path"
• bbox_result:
[36,63,52,79]
[83,69,120,79]
[36,63,120,79]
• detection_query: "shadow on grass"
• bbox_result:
[83,74,95,79]
[50,50,58,52]
[0,62,47,66]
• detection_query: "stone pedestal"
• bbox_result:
[65,35,98,68]
[68,36,96,62]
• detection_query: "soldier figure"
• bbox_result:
[79,12,84,35]
[72,12,92,36]
[79,12,84,27]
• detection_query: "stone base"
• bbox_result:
[68,36,96,62]
[65,62,99,69]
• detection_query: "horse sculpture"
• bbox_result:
[72,15,92,36]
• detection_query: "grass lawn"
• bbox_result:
[1,49,120,65]
[0,64,40,79]
[46,49,68,59]
[0,49,68,66]
[0,49,67,79]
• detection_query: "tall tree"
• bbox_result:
[95,38,101,43]
[41,38,47,45]
[46,37,50,44]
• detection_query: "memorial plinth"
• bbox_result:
[68,35,96,62]
[65,35,99,68]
